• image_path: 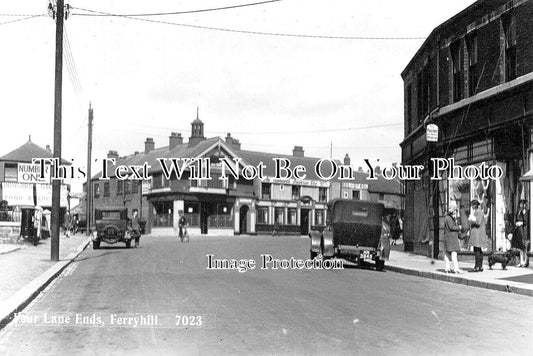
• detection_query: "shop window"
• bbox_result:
[209,203,233,228]
[103,182,110,197]
[288,208,297,225]
[152,201,173,227]
[292,186,300,200]
[352,190,360,200]
[274,207,284,225]
[467,32,478,96]
[4,164,17,182]
[94,183,100,198]
[117,180,123,195]
[184,202,200,227]
[261,183,271,200]
[319,187,327,202]
[257,207,269,224]
[315,210,324,226]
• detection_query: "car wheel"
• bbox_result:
[376,259,385,272]
[310,250,317,260]
[92,241,100,249]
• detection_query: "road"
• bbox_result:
[0,235,532,355]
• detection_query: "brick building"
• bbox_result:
[87,113,399,236]
[401,0,533,254]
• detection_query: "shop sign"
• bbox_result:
[426,124,438,142]
[142,179,152,194]
[17,163,51,184]
[1,182,34,206]
[341,182,368,190]
[262,177,329,187]
[35,184,68,207]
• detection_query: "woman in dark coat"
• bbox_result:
[468,200,486,272]
[443,208,462,273]
[512,200,529,267]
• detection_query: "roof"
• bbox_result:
[367,176,402,195]
[0,140,70,165]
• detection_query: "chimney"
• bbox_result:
[292,146,304,157]
[225,133,241,150]
[169,132,183,150]
[107,150,119,161]
[144,137,155,154]
[46,144,51,153]
[343,153,351,165]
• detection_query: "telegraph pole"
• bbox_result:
[51,0,65,261]
[86,104,93,236]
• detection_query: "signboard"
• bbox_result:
[341,182,368,190]
[142,179,152,195]
[17,163,51,184]
[35,184,68,207]
[426,124,438,142]
[1,182,34,206]
[262,177,329,188]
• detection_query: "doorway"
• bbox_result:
[300,209,310,235]
[239,205,249,234]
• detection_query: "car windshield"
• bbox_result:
[101,211,121,219]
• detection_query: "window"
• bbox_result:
[261,183,271,200]
[132,180,139,193]
[184,202,200,227]
[117,180,123,195]
[315,210,324,226]
[94,183,100,198]
[274,207,284,225]
[406,84,413,133]
[103,182,110,197]
[451,40,463,102]
[152,201,173,227]
[352,190,360,200]
[257,207,269,224]
[503,14,517,81]
[466,32,478,96]
[152,173,163,189]
[124,180,131,194]
[288,208,297,225]
[379,193,385,200]
[292,186,300,200]
[319,187,327,203]
[4,164,17,182]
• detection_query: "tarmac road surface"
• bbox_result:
[0,235,532,355]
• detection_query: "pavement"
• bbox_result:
[0,233,90,329]
[1,232,533,332]
[385,241,533,297]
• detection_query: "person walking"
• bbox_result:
[468,199,486,272]
[443,207,463,273]
[390,213,401,246]
[130,209,141,248]
[178,215,187,242]
[512,199,529,267]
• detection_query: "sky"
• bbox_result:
[0,0,477,192]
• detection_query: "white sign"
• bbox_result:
[142,179,152,194]
[262,177,329,188]
[2,182,34,206]
[341,182,368,190]
[426,124,438,142]
[35,184,68,207]
[17,163,51,184]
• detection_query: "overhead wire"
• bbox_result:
[71,7,425,40]
[0,14,44,26]
[71,0,283,17]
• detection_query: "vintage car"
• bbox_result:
[91,207,132,249]
[309,199,389,271]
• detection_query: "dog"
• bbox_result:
[488,251,514,270]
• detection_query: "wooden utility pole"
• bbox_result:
[86,104,93,235]
[51,0,65,261]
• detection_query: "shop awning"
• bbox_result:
[520,168,533,181]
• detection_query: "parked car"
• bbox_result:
[309,199,388,271]
[91,207,132,249]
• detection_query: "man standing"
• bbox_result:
[130,209,141,248]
